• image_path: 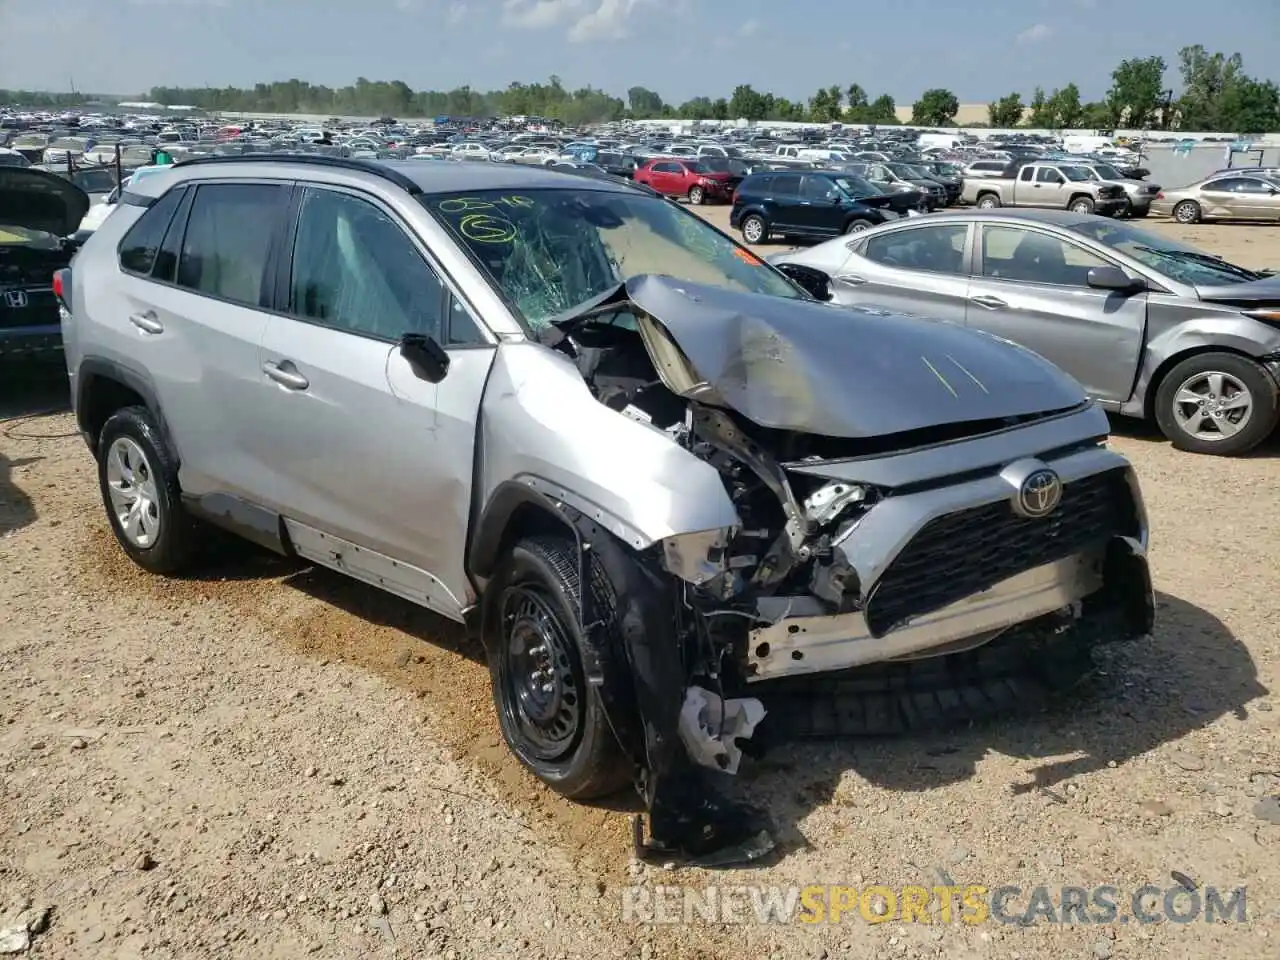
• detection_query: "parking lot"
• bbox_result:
[1,212,1278,960]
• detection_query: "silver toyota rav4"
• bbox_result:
[59,156,1154,861]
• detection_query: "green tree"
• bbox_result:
[1027,87,1052,127]
[728,84,768,121]
[911,88,959,125]
[678,96,713,120]
[1080,101,1112,128]
[1217,77,1280,133]
[988,92,1025,127]
[1049,83,1084,128]
[866,94,899,124]
[808,85,844,122]
[710,98,729,121]
[845,83,868,114]
[626,85,665,118]
[1105,56,1166,127]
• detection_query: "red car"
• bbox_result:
[633,158,736,205]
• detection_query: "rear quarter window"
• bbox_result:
[118,187,187,276]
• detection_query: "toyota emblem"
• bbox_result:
[1017,469,1062,519]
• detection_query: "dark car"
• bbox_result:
[694,156,752,192]
[911,161,964,205]
[729,170,922,244]
[594,151,640,180]
[0,167,88,358]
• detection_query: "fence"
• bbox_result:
[1138,144,1280,189]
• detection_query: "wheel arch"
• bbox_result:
[467,480,583,586]
[76,356,173,456]
[1142,344,1275,420]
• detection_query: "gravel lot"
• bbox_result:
[2,215,1278,960]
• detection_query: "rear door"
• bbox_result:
[839,222,972,323]
[112,180,291,501]
[251,183,496,617]
[965,223,1146,403]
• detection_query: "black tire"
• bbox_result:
[1173,200,1202,224]
[740,213,768,244]
[1118,199,1133,219]
[844,218,874,235]
[97,405,198,574]
[1069,196,1095,215]
[1130,206,1150,219]
[485,536,631,800]
[1153,352,1278,456]
[976,193,1001,209]
[688,185,705,206]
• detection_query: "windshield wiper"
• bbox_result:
[1135,246,1261,281]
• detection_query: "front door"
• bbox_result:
[1030,166,1070,207]
[966,224,1146,403]
[793,174,841,236]
[252,185,495,618]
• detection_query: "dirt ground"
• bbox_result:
[2,214,1278,960]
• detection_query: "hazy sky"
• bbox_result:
[2,0,1277,104]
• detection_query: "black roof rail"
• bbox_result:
[168,153,422,195]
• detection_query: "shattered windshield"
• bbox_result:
[1072,219,1263,285]
[423,188,803,332]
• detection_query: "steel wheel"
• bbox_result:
[1171,370,1254,443]
[104,436,162,548]
[498,584,583,761]
[742,215,765,243]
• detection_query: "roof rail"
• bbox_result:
[168,153,422,194]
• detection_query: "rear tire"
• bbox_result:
[1173,200,1202,224]
[1153,352,1278,456]
[740,213,768,244]
[97,405,198,575]
[486,536,632,800]
[976,193,1001,209]
[1130,206,1150,219]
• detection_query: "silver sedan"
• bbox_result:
[770,209,1280,455]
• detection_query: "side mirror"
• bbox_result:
[775,262,833,301]
[399,333,450,383]
[1087,266,1143,292]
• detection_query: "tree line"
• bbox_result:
[3,45,1276,132]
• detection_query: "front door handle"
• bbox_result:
[262,360,310,390]
[129,311,163,334]
[970,295,1008,310]
[835,274,866,286]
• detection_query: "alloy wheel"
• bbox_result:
[1171,370,1254,443]
[743,218,764,243]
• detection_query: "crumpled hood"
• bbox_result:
[0,167,90,238]
[625,275,1087,439]
[1196,274,1280,302]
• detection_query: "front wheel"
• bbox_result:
[1153,352,1279,456]
[486,537,632,800]
[844,218,873,234]
[1069,196,1096,215]
[688,185,705,205]
[740,213,768,244]
[1173,200,1202,224]
[1130,206,1150,219]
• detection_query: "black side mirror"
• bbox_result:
[400,333,450,383]
[775,262,833,301]
[1087,266,1143,292]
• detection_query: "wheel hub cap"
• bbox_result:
[501,587,581,760]
[1171,371,1253,442]
[105,437,162,547]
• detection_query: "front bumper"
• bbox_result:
[1096,198,1127,216]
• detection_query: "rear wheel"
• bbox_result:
[1130,205,1150,219]
[1153,352,1278,456]
[740,213,768,244]
[486,537,632,800]
[1173,200,1202,224]
[976,193,1001,209]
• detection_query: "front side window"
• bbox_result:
[176,183,287,307]
[864,224,969,275]
[981,226,1110,286]
[118,186,186,276]
[288,187,446,342]
[799,175,837,201]
[423,188,804,333]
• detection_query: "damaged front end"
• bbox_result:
[519,276,1154,865]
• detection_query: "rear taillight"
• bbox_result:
[53,268,69,307]
[1155,192,1164,200]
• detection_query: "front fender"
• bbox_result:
[475,341,741,555]
[1123,316,1280,417]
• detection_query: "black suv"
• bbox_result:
[729,170,920,244]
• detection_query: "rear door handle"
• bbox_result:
[129,311,163,334]
[970,295,1008,309]
[262,360,310,390]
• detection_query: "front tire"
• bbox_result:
[486,537,631,800]
[844,218,873,234]
[1153,352,1278,456]
[740,213,768,244]
[1173,200,1202,224]
[1069,196,1096,215]
[97,405,198,574]
[688,185,705,205]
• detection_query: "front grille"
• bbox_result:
[0,288,58,331]
[864,468,1138,638]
